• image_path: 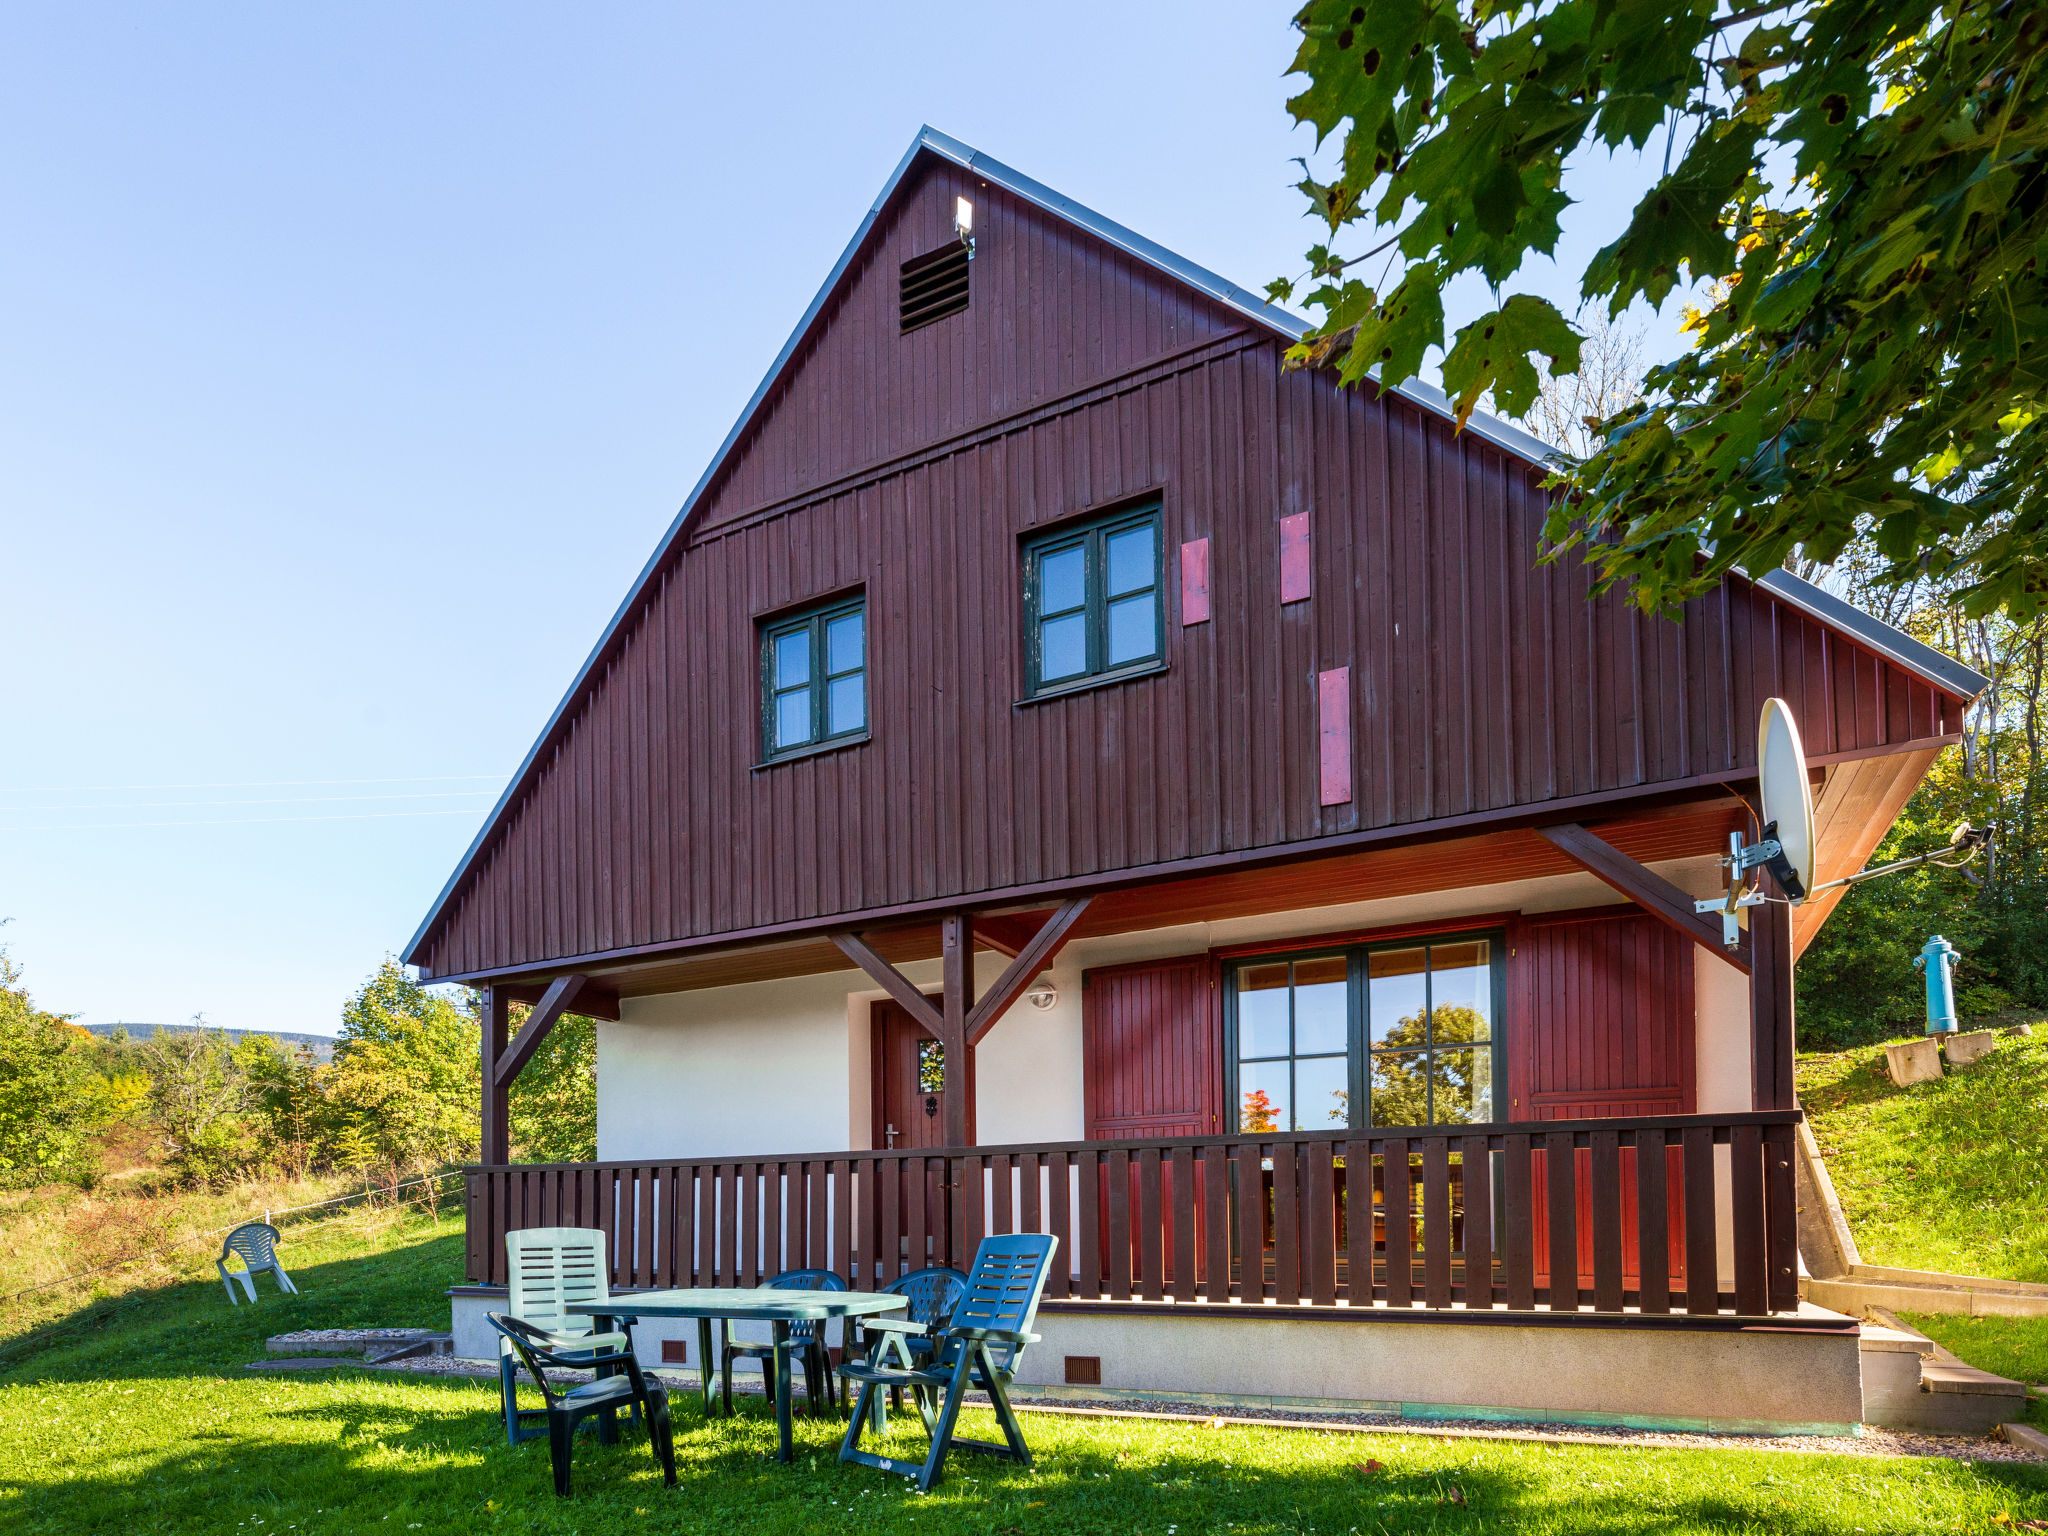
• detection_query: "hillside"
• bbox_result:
[79,1020,336,1062]
[1797,1026,2048,1283]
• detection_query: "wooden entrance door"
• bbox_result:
[870,997,966,1150]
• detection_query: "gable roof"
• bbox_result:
[402,124,1987,968]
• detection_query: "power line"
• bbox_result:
[1,809,491,832]
[1,790,498,811]
[0,773,506,794]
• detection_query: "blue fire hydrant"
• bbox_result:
[1914,935,1960,1035]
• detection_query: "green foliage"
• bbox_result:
[508,1009,598,1163]
[0,954,110,1188]
[1369,1004,1492,1125]
[326,960,479,1169]
[1281,0,2048,617]
[139,1025,261,1188]
[1797,1032,2048,1281]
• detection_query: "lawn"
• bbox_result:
[1,1211,2046,1534]
[1902,1311,2048,1396]
[1797,1029,2048,1282]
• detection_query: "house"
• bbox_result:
[419,127,1987,1433]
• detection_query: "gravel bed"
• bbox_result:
[267,1328,445,1351]
[364,1355,2034,1463]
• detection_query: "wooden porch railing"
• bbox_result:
[463,1111,1801,1318]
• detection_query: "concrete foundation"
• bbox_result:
[1884,1037,1943,1086]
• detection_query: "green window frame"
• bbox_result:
[1022,504,1165,696]
[1223,929,1507,1131]
[760,596,867,761]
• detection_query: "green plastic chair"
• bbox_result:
[216,1223,298,1305]
[838,1233,1057,1491]
[490,1313,676,1497]
[500,1228,637,1447]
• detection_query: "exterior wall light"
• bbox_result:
[1025,979,1058,1011]
[955,196,975,257]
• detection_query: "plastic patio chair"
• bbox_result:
[837,1233,1057,1491]
[500,1228,637,1447]
[845,1265,969,1415]
[490,1313,676,1498]
[720,1269,845,1419]
[215,1223,298,1305]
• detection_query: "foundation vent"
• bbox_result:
[1064,1355,1102,1386]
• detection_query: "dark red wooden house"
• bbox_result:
[421,128,1984,1430]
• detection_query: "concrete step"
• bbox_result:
[1858,1309,2034,1433]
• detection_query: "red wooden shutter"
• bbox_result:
[1509,908,1696,1297]
[1083,955,1221,1139]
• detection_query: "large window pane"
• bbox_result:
[1237,962,1291,1058]
[1370,1050,1431,1128]
[1039,544,1086,614]
[1295,1055,1350,1130]
[774,630,810,689]
[1039,614,1087,680]
[1367,947,1429,1049]
[1105,523,1155,597]
[1292,956,1348,1055]
[827,675,864,735]
[775,688,811,748]
[1105,592,1157,666]
[1431,1048,1492,1124]
[1238,1060,1290,1134]
[1430,940,1491,1044]
[826,612,864,674]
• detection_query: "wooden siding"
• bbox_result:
[1082,956,1222,1139]
[1508,909,1696,1122]
[412,156,1967,982]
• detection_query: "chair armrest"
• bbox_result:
[858,1317,932,1336]
[946,1327,1040,1346]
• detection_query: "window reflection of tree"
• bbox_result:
[1371,1003,1490,1125]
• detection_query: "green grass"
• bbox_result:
[1797,1028,2048,1282]
[0,1210,2044,1533]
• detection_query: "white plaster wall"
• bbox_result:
[597,857,1737,1161]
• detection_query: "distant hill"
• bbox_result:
[81,1021,336,1062]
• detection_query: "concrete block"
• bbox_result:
[1859,1344,1929,1428]
[2001,1421,2048,1456]
[1943,1030,1999,1066]
[1884,1037,1943,1086]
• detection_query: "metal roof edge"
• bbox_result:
[1754,568,1988,701]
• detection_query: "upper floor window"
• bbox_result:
[1226,932,1503,1131]
[1022,505,1164,697]
[761,596,866,760]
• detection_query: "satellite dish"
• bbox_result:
[1756,697,1816,903]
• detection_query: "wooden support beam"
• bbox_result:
[1538,822,1751,973]
[1750,887,1796,1111]
[830,930,946,1040]
[940,914,973,1149]
[966,897,1092,1046]
[480,986,510,1165]
[493,973,612,1089]
[970,913,1045,958]
[497,981,622,1022]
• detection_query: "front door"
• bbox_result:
[870,998,964,1149]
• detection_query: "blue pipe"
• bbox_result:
[1914,935,1960,1035]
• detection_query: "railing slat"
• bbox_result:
[1635,1135,1669,1315]
[1382,1138,1411,1308]
[1764,1123,1800,1313]
[906,1156,929,1276]
[1422,1137,1452,1309]
[992,1152,1015,1243]
[831,1157,853,1284]
[1137,1147,1164,1301]
[1202,1145,1229,1302]
[1270,1141,1301,1305]
[1107,1148,1134,1300]
[1020,1150,1043,1238]
[1730,1124,1767,1315]
[1589,1131,1623,1312]
[669,1164,691,1287]
[1461,1135,1492,1309]
[1340,1140,1370,1307]
[1232,1142,1264,1301]
[1503,1133,1533,1310]
[1170,1146,1198,1303]
[1048,1151,1074,1298]
[1306,1140,1337,1307]
[879,1156,902,1284]
[1543,1131,1577,1313]
[1075,1148,1102,1299]
[1681,1127,1718,1315]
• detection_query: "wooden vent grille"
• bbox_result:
[1063,1355,1102,1386]
[900,243,970,332]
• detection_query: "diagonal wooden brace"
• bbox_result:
[966,898,1090,1046]
[493,973,614,1089]
[1538,822,1752,973]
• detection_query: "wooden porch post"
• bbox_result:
[1749,890,1796,1110]
[480,986,510,1165]
[939,913,974,1149]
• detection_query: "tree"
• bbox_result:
[0,953,110,1187]
[1278,0,2048,617]
[141,1022,259,1186]
[327,960,479,1169]
[507,1007,597,1164]
[1519,311,1645,461]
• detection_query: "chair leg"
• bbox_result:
[838,1379,878,1460]
[983,1364,1033,1468]
[721,1346,734,1417]
[915,1356,976,1493]
[272,1265,299,1295]
[500,1356,522,1447]
[646,1390,677,1488]
[548,1410,575,1497]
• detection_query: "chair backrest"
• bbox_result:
[506,1228,611,1338]
[220,1223,280,1270]
[885,1266,969,1330]
[941,1234,1057,1372]
[764,1268,845,1343]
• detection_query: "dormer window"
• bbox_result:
[760,596,867,761]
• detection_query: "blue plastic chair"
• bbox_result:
[838,1233,1057,1491]
[216,1223,298,1305]
[721,1269,846,1417]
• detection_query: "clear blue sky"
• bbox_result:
[2,5,1675,1036]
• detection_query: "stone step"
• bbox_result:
[1920,1360,2030,1399]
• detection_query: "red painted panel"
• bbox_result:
[1279,511,1312,603]
[1180,537,1211,625]
[1082,955,1220,1138]
[1318,667,1352,807]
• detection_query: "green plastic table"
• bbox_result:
[569,1288,907,1462]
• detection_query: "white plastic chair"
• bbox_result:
[501,1228,636,1446]
[216,1223,298,1304]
